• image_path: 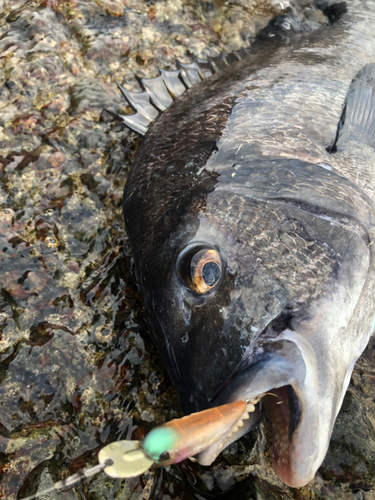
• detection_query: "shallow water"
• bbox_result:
[0,1,375,499]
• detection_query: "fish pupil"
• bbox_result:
[202,262,220,286]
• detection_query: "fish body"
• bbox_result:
[120,0,375,487]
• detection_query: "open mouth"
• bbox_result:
[196,334,321,488]
[262,385,302,483]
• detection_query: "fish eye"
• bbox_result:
[177,245,224,294]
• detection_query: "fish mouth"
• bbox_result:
[197,332,323,488]
[262,385,304,486]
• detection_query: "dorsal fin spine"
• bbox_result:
[136,74,173,112]
[115,80,159,121]
[159,68,187,97]
[176,60,202,87]
[119,113,150,136]
[194,57,214,80]
[112,47,249,135]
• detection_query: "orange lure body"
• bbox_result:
[142,400,248,465]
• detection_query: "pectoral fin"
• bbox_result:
[332,64,375,151]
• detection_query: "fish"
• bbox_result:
[113,0,375,489]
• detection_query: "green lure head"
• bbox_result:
[142,426,180,464]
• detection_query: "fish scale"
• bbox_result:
[201,201,336,318]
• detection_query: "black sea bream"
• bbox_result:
[116,0,375,488]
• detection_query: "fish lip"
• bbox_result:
[197,334,321,488]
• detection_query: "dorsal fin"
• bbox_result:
[104,107,152,136]
[136,74,174,111]
[176,60,202,88]
[224,52,242,64]
[117,112,152,136]
[115,80,159,121]
[207,54,228,72]
[235,47,251,60]
[108,48,248,136]
[107,80,160,135]
[159,68,186,97]
[194,57,213,79]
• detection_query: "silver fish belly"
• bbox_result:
[116,0,375,488]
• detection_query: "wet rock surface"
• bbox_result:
[0,0,374,499]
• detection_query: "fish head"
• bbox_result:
[123,151,374,487]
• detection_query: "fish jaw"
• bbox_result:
[196,330,354,488]
[263,332,322,488]
[194,337,319,487]
[195,338,309,477]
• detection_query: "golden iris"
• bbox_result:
[189,248,222,294]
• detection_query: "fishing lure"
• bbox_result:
[21,400,258,499]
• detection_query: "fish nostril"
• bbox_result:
[181,332,189,343]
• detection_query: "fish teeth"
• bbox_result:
[218,397,264,451]
[244,404,255,416]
